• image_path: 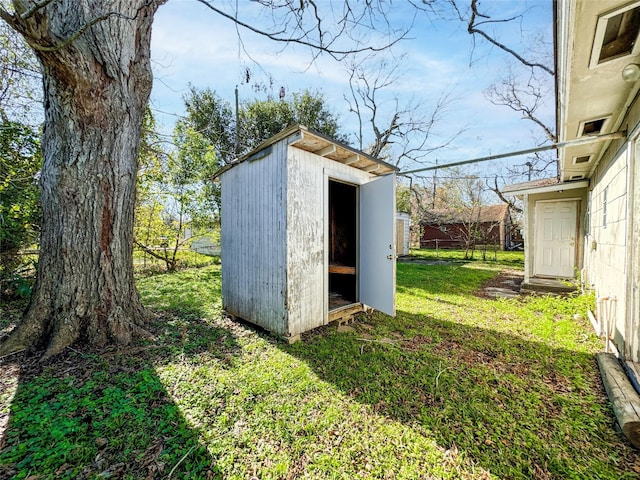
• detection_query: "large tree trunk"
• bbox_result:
[0,0,165,359]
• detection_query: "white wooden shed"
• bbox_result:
[215,124,397,341]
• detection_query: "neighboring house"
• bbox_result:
[503,0,640,361]
[419,204,518,251]
[215,124,397,342]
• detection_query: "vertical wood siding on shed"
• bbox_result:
[221,141,288,335]
[285,149,325,336]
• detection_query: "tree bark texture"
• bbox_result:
[0,0,165,359]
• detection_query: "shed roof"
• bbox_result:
[213,124,398,179]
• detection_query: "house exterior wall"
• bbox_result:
[221,139,288,335]
[583,98,640,360]
[285,146,373,337]
[629,134,640,361]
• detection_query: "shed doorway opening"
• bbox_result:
[328,180,357,310]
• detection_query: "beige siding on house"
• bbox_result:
[584,146,629,353]
[629,136,640,360]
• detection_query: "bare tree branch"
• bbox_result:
[195,0,412,59]
[487,176,522,213]
[485,68,556,141]
[344,53,465,170]
[466,0,554,75]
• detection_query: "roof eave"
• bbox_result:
[503,179,588,197]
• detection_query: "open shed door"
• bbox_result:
[359,174,396,316]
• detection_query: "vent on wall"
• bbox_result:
[579,117,608,136]
[590,2,640,67]
[570,175,584,180]
[573,155,592,165]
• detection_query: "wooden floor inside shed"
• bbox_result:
[329,292,355,310]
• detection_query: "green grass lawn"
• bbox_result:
[407,247,525,266]
[1,258,639,479]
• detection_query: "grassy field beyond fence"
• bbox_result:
[1,256,639,479]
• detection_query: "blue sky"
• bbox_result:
[150,0,555,183]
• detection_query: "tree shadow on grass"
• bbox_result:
[0,309,240,480]
[284,311,640,479]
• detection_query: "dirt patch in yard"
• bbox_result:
[476,269,524,299]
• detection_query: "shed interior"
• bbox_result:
[328,180,357,310]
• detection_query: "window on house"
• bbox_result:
[591,3,640,66]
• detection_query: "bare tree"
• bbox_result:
[462,0,553,76]
[454,0,557,201]
[0,1,434,359]
[442,174,488,258]
[484,65,557,195]
[484,51,557,183]
[454,0,555,133]
[487,176,522,214]
[485,66,555,142]
[344,53,464,170]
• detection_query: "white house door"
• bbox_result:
[534,200,578,278]
[359,174,396,316]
